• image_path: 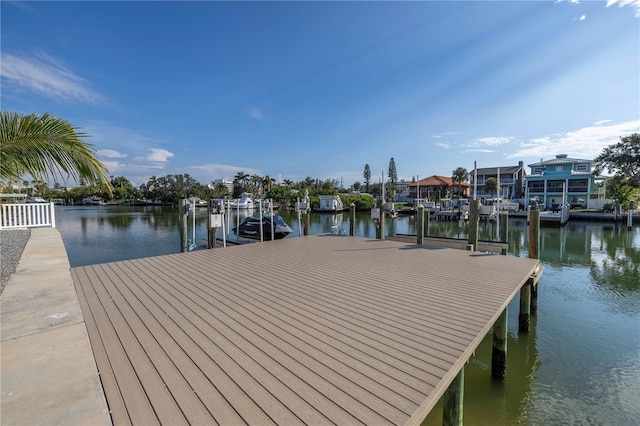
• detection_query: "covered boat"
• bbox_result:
[232,213,293,240]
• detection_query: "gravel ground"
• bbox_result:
[1,229,31,295]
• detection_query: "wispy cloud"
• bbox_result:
[137,148,174,163]
[101,160,123,173]
[554,0,581,5]
[466,149,495,153]
[81,121,176,183]
[506,120,640,160]
[1,51,106,105]
[5,0,38,13]
[98,149,128,159]
[594,119,613,126]
[579,14,586,21]
[83,121,164,151]
[187,163,261,182]
[435,142,450,149]
[249,107,264,121]
[468,136,515,147]
[431,131,460,139]
[606,0,640,17]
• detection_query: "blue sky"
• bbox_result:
[2,1,639,188]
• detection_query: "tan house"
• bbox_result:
[408,175,470,199]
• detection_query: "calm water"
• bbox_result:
[56,205,640,425]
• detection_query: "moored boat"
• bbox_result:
[232,213,293,240]
[316,195,345,212]
[226,193,254,209]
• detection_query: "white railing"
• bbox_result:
[0,202,56,229]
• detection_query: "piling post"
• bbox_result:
[207,199,216,249]
[528,209,540,315]
[628,200,635,231]
[443,367,464,426]
[375,198,385,240]
[350,203,356,236]
[468,200,480,251]
[528,209,540,260]
[492,308,508,379]
[417,205,425,245]
[425,208,431,238]
[499,212,509,244]
[531,280,538,315]
[179,199,188,253]
[519,278,532,332]
[303,211,310,236]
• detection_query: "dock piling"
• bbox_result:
[492,308,508,379]
[303,212,309,236]
[350,203,356,236]
[528,210,540,260]
[519,278,532,332]
[528,209,540,316]
[375,198,385,240]
[468,200,480,251]
[179,199,188,253]
[443,367,464,426]
[417,205,425,245]
[499,212,509,244]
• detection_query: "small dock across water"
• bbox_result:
[72,235,540,425]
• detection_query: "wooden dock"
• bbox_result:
[72,235,540,425]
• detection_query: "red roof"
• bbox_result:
[408,175,470,188]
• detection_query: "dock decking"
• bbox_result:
[72,235,540,425]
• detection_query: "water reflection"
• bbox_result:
[55,206,640,425]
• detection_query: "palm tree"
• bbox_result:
[452,166,469,213]
[233,171,249,195]
[262,175,275,195]
[451,167,469,198]
[484,177,498,202]
[251,174,262,195]
[1,111,112,196]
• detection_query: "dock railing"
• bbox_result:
[0,202,56,229]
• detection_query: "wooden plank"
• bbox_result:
[132,256,403,424]
[82,266,189,425]
[73,267,159,425]
[107,260,280,426]
[73,269,131,426]
[165,254,451,386]
[72,235,540,426]
[108,260,349,425]
[94,263,220,426]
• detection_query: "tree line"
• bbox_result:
[2,111,638,210]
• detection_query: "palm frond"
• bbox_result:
[0,111,112,195]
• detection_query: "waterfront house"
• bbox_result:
[408,175,470,200]
[524,154,599,209]
[392,179,413,202]
[469,161,526,200]
[209,179,234,194]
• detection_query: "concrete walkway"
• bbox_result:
[1,227,111,425]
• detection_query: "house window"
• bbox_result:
[568,179,588,192]
[527,181,544,192]
[547,180,564,192]
[532,167,544,174]
[576,163,588,172]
